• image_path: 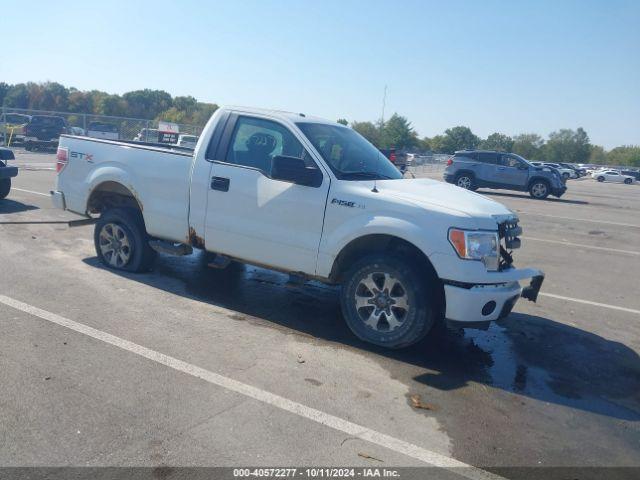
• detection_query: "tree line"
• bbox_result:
[343,114,639,167]
[0,81,218,126]
[1,81,637,166]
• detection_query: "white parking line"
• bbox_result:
[540,293,640,315]
[11,187,50,197]
[518,212,640,228]
[0,293,501,480]
[522,236,640,256]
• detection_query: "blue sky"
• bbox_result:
[1,0,638,148]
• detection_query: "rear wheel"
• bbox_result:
[340,253,435,349]
[597,176,605,182]
[0,178,10,199]
[624,178,632,184]
[529,180,550,199]
[94,208,156,272]
[455,173,477,191]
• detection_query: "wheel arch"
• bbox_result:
[87,181,144,216]
[329,233,445,317]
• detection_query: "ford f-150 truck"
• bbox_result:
[51,107,544,349]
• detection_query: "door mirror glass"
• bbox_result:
[271,155,323,187]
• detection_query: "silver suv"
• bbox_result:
[443,150,567,199]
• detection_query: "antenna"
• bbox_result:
[381,85,387,124]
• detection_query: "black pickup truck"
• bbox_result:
[24,115,68,151]
[0,147,18,199]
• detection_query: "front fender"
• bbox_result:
[316,213,446,278]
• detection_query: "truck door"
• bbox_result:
[497,153,529,187]
[203,114,330,274]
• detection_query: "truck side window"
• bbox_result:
[225,116,314,176]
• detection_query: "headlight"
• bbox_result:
[448,229,499,271]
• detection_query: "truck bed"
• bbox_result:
[56,135,195,243]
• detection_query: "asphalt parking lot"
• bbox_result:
[1,149,639,479]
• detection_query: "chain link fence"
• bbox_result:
[406,153,450,178]
[0,106,203,147]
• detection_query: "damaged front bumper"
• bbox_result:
[443,267,545,328]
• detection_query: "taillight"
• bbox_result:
[56,147,69,173]
[446,157,453,166]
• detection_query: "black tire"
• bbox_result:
[562,172,569,181]
[529,179,550,199]
[24,144,32,152]
[455,173,477,191]
[340,253,435,349]
[0,178,10,199]
[94,208,156,272]
[597,176,605,182]
[624,178,632,184]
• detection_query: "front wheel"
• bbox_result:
[562,172,570,181]
[529,180,550,199]
[624,178,632,184]
[0,178,10,199]
[94,208,156,272]
[597,176,605,182]
[340,254,435,349]
[455,173,477,191]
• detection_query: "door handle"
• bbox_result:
[211,176,230,192]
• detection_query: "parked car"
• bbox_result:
[444,150,566,199]
[559,162,586,177]
[68,126,85,136]
[51,106,544,349]
[532,162,577,180]
[380,148,408,174]
[177,134,198,149]
[134,128,159,143]
[0,147,18,199]
[1,113,31,145]
[87,122,119,140]
[24,115,68,151]
[591,170,635,184]
[621,170,640,181]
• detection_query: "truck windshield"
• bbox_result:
[297,123,402,180]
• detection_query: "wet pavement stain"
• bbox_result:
[83,251,640,468]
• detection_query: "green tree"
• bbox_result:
[588,145,607,165]
[351,120,382,146]
[607,146,640,167]
[123,89,172,119]
[440,126,480,154]
[0,82,9,106]
[380,113,417,149]
[512,133,544,160]
[481,132,514,152]
[543,128,591,163]
[3,83,29,108]
[336,118,348,125]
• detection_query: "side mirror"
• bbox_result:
[271,155,322,187]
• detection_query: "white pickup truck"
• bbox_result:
[51,106,544,349]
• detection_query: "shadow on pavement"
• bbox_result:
[0,199,39,214]
[83,252,640,421]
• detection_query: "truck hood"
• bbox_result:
[376,178,515,228]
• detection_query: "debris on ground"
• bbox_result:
[297,354,305,364]
[410,394,437,411]
[358,452,383,462]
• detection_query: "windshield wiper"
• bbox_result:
[340,171,394,180]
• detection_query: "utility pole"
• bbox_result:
[381,85,387,124]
